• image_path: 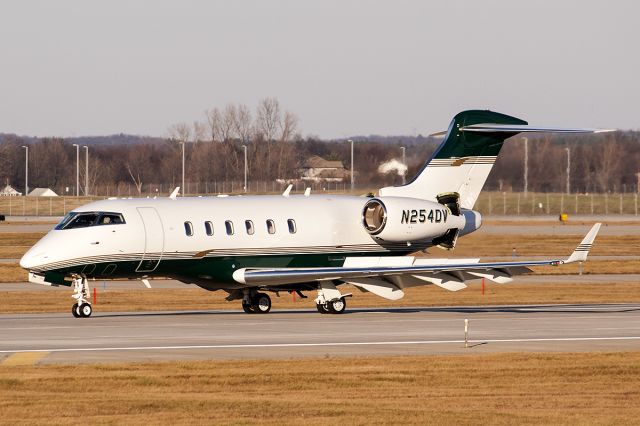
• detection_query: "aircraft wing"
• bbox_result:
[233,223,601,298]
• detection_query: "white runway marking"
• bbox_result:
[2,336,639,354]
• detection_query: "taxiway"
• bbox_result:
[1,303,638,364]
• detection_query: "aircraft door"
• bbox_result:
[136,207,165,272]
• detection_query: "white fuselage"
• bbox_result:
[20,194,476,289]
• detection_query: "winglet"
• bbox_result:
[169,187,180,199]
[282,184,293,197]
[565,223,601,264]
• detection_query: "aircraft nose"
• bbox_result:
[20,247,46,270]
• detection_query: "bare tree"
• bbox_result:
[234,104,253,143]
[595,137,621,192]
[256,97,281,141]
[192,121,207,143]
[205,108,223,142]
[167,122,191,143]
[279,111,299,143]
[126,164,144,195]
[221,104,237,142]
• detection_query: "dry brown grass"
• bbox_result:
[1,281,640,314]
[0,264,26,282]
[449,234,640,257]
[1,352,639,425]
[0,232,45,258]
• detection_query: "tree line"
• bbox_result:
[1,99,638,195]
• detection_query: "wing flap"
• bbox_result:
[411,274,467,291]
[346,278,405,300]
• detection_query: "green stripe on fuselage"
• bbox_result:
[43,250,415,289]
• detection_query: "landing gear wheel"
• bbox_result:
[72,303,81,318]
[251,293,271,314]
[79,303,93,318]
[242,302,255,314]
[316,303,330,314]
[327,297,346,314]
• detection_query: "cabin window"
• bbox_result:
[184,221,194,236]
[266,219,276,234]
[225,220,234,235]
[287,219,297,234]
[245,220,255,235]
[204,221,214,236]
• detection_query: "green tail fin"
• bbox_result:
[433,110,527,160]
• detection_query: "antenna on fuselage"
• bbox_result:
[304,187,311,197]
[282,184,293,197]
[169,187,180,199]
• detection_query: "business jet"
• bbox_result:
[20,110,609,318]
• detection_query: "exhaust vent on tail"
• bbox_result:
[437,192,460,216]
[432,228,459,250]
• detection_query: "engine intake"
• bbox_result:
[362,197,465,243]
[362,199,387,235]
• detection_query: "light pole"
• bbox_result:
[523,137,528,197]
[565,147,571,194]
[242,144,247,193]
[21,145,28,196]
[349,139,354,191]
[181,141,185,196]
[72,144,80,196]
[400,146,406,185]
[83,146,88,196]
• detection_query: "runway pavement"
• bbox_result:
[1,303,638,365]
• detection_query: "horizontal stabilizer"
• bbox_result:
[460,124,615,134]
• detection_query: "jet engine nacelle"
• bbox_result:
[362,197,466,243]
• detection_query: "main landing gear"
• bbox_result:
[71,275,92,318]
[315,281,349,314]
[316,297,347,314]
[241,290,272,314]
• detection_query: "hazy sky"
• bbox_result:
[1,0,638,138]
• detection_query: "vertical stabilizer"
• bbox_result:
[379,110,526,209]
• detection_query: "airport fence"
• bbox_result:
[0,188,638,217]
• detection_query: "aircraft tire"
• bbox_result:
[316,303,330,314]
[252,293,271,314]
[79,303,92,318]
[242,302,254,314]
[72,303,81,318]
[327,297,346,314]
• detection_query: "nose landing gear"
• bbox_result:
[71,275,92,318]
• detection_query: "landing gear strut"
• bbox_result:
[241,290,272,314]
[315,281,349,314]
[315,297,346,314]
[71,275,92,318]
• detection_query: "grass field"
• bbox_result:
[1,352,639,425]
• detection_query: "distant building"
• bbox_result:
[28,188,59,197]
[300,156,349,182]
[0,185,21,196]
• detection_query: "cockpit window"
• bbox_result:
[55,212,126,230]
